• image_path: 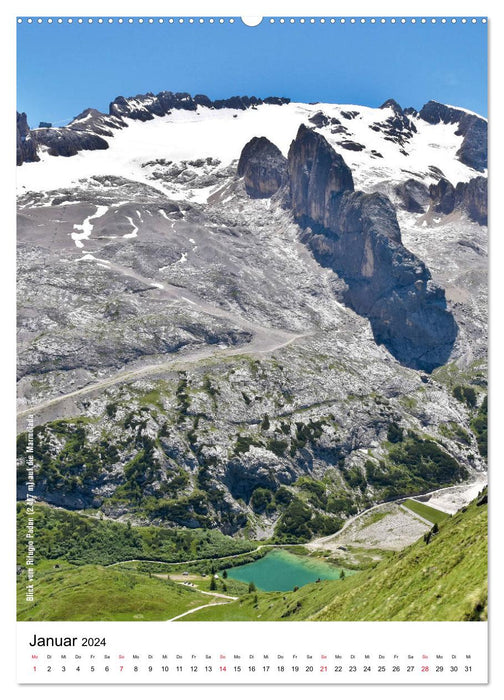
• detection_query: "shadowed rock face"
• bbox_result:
[456,114,487,172]
[456,177,487,226]
[16,109,125,161]
[288,124,354,227]
[237,136,287,198]
[16,112,39,165]
[394,173,487,226]
[68,108,126,136]
[372,99,417,150]
[419,100,487,172]
[419,101,465,125]
[395,179,430,213]
[109,91,290,120]
[286,125,457,372]
[34,128,109,157]
[380,98,403,113]
[429,176,487,226]
[430,178,456,215]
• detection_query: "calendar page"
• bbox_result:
[15,9,488,686]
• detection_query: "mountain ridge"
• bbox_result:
[17,91,486,170]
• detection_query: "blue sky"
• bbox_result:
[17,18,487,127]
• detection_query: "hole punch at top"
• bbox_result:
[241,16,263,27]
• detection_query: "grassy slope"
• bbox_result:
[17,564,212,621]
[176,579,340,621]
[183,495,487,622]
[312,495,487,621]
[402,499,451,525]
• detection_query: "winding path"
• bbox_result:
[103,477,486,570]
[165,584,239,622]
[17,265,310,424]
[105,543,289,569]
[306,476,487,551]
[166,600,235,622]
[18,206,314,426]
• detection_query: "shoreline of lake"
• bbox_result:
[224,549,354,592]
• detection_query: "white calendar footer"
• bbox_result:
[17,620,488,684]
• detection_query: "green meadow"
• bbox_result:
[17,490,487,622]
[17,564,211,621]
[402,498,452,525]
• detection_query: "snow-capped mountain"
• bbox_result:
[16,91,487,536]
[18,92,486,190]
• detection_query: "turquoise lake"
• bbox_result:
[225,549,352,592]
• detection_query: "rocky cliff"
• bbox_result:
[419,100,487,172]
[394,179,431,213]
[237,136,287,198]
[16,108,125,159]
[287,124,355,225]
[110,91,290,120]
[429,176,487,225]
[16,112,39,165]
[239,124,458,372]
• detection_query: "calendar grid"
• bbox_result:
[17,621,488,684]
